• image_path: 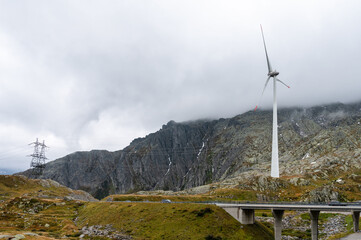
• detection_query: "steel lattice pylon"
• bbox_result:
[29,138,48,176]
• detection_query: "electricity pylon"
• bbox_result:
[29,138,48,176]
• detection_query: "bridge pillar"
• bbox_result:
[309,210,320,240]
[272,209,284,240]
[352,211,360,232]
[222,207,241,222]
[240,209,255,224]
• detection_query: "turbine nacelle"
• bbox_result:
[268,71,279,77]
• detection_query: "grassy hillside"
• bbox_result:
[1,175,274,239]
[3,165,361,239]
[77,202,273,240]
[0,196,84,239]
[0,175,93,239]
[101,168,361,240]
[0,175,94,201]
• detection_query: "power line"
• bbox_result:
[0,145,29,161]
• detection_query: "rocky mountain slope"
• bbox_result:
[19,101,361,199]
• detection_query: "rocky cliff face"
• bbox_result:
[19,101,361,199]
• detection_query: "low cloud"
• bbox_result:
[0,0,360,171]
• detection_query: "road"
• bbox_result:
[341,232,361,240]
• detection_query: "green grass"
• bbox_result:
[107,189,257,203]
[300,212,338,221]
[319,213,337,221]
[0,196,83,239]
[77,202,273,240]
[0,175,86,201]
[110,194,212,202]
[345,214,355,231]
[255,210,272,217]
[282,229,311,239]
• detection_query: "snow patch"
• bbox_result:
[164,156,172,176]
[197,142,205,158]
[183,139,209,179]
[183,168,192,178]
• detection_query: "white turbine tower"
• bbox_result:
[255,25,290,178]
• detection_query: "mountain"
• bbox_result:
[0,168,18,175]
[18,101,361,199]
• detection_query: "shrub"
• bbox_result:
[193,207,213,217]
[205,235,222,240]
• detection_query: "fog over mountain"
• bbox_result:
[19,101,361,199]
[0,0,361,171]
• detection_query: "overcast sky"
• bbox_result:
[0,0,360,171]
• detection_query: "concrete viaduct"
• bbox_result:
[216,203,361,240]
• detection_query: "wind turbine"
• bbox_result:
[255,25,290,178]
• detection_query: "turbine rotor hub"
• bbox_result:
[268,71,279,77]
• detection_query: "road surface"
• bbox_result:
[341,232,361,240]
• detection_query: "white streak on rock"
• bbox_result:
[165,156,172,176]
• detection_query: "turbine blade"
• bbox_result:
[276,78,290,88]
[262,76,272,95]
[260,25,272,73]
[255,76,272,111]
